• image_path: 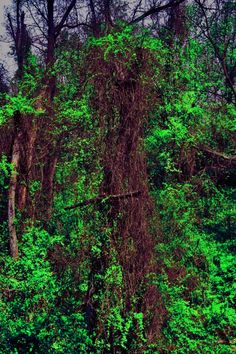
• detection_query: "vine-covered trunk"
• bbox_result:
[88,46,163,342]
[101,79,155,296]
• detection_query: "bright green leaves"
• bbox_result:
[0,228,59,351]
[0,226,93,353]
[167,117,190,144]
[0,93,45,125]
[0,155,13,187]
[56,94,91,131]
[0,11,235,353]
[152,175,236,353]
[87,23,166,77]
[145,35,235,190]
[88,25,135,60]
[54,49,81,101]
[104,263,123,286]
[20,54,44,95]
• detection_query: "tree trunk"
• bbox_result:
[88,47,163,341]
[40,151,58,219]
[18,115,37,212]
[8,113,22,258]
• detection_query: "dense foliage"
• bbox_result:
[0,0,235,353]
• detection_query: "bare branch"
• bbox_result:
[195,0,236,101]
[64,191,142,210]
[131,0,143,22]
[26,4,48,40]
[58,22,93,30]
[30,0,48,22]
[197,145,236,164]
[7,14,16,45]
[55,0,77,38]
[103,0,113,26]
[89,0,97,26]
[129,0,186,24]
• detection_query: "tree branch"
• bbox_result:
[131,0,143,22]
[30,0,48,22]
[7,14,16,46]
[26,4,48,40]
[195,0,236,101]
[59,22,93,30]
[197,145,236,164]
[64,191,142,210]
[129,0,186,24]
[55,0,77,38]
[103,0,113,26]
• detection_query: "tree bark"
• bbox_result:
[8,112,22,258]
[40,152,58,219]
[18,116,37,212]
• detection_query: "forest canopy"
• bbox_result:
[0,0,235,353]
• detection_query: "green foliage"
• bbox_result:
[21,55,45,95]
[0,92,45,125]
[146,38,235,187]
[144,36,235,351]
[0,154,12,186]
[0,14,235,354]
[88,25,135,57]
[152,179,236,353]
[0,227,93,353]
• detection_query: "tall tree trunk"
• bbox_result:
[45,0,56,100]
[40,150,58,219]
[88,46,163,342]
[103,0,112,28]
[168,2,187,44]
[18,116,37,212]
[8,111,22,258]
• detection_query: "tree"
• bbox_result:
[5,0,78,254]
[0,0,235,351]
[7,0,31,80]
[6,0,32,257]
[195,0,236,102]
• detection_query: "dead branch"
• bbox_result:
[64,190,142,210]
[129,0,186,24]
[197,144,236,164]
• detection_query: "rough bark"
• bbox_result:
[8,112,22,258]
[40,152,58,219]
[18,115,37,212]
[168,2,187,43]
